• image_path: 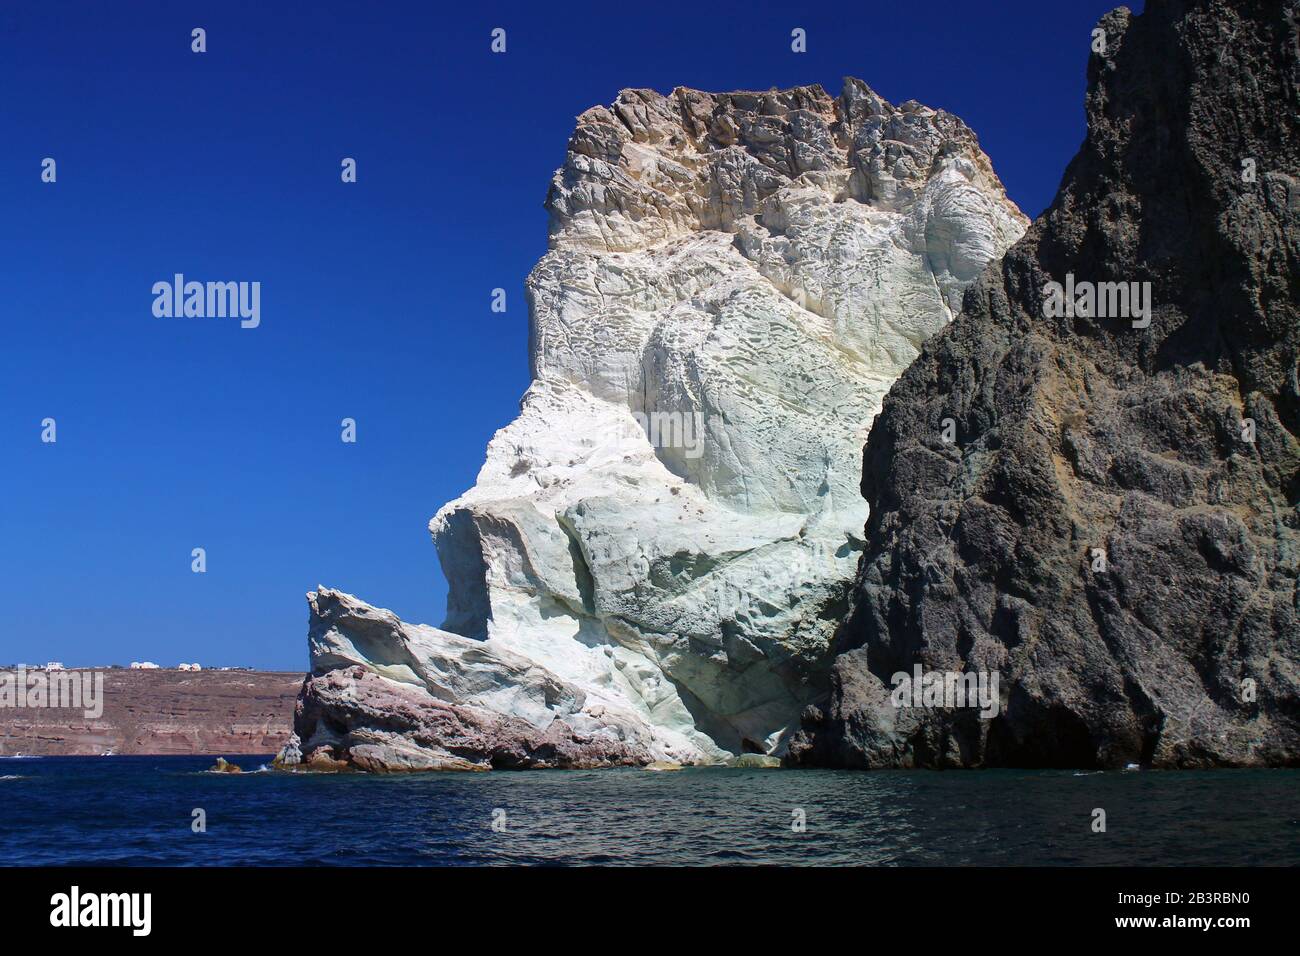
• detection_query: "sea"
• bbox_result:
[2,755,1298,866]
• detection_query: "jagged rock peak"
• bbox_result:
[548,77,1022,253]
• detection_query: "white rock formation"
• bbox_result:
[293,80,1026,769]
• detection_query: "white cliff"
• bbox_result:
[283,79,1026,771]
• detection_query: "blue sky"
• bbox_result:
[0,0,1139,669]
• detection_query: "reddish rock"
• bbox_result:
[0,668,301,756]
[283,666,656,771]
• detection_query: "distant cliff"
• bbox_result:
[0,669,300,755]
[793,0,1300,769]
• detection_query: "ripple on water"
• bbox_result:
[1,758,1298,865]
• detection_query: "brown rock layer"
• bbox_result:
[0,669,300,756]
[284,666,654,771]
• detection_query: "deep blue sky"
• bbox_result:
[0,0,1140,669]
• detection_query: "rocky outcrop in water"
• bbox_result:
[792,0,1300,769]
[277,589,658,770]
[284,80,1025,770]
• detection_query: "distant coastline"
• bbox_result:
[0,668,301,756]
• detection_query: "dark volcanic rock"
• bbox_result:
[791,0,1300,769]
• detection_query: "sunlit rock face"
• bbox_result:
[288,80,1025,770]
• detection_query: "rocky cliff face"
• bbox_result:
[792,0,1300,769]
[0,669,299,756]
[285,80,1025,770]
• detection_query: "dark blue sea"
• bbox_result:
[3,756,1298,866]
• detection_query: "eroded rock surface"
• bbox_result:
[288,79,1025,769]
[792,0,1300,769]
[279,589,659,770]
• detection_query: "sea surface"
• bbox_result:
[2,755,1297,866]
